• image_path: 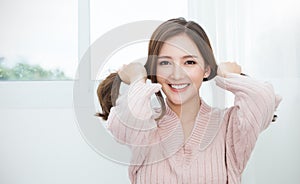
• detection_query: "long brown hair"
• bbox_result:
[96,18,217,120]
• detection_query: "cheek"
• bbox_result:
[187,69,204,86]
[156,67,172,81]
[156,75,163,84]
[156,72,167,85]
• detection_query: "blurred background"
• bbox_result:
[0,0,299,183]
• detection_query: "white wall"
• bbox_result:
[0,108,130,184]
[242,78,300,184]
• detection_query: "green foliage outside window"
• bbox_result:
[0,57,70,80]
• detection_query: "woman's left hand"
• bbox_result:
[217,62,241,77]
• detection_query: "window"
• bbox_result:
[0,0,78,109]
[0,0,78,81]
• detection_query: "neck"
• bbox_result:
[167,96,201,123]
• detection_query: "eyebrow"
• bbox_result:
[157,55,198,59]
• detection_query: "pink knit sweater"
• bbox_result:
[107,74,281,184]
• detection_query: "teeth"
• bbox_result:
[170,84,189,89]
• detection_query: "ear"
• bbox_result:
[203,66,211,78]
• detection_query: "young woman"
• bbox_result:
[96,18,281,184]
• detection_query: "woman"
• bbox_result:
[96,18,281,184]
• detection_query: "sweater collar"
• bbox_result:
[164,99,223,151]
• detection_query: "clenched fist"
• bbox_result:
[217,62,242,77]
[118,62,147,84]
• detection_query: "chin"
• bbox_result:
[167,96,186,106]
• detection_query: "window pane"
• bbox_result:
[90,0,188,80]
[0,0,78,80]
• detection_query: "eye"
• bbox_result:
[185,60,197,65]
[158,60,171,65]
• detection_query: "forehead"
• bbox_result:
[159,34,201,56]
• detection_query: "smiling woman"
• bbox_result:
[96,18,281,184]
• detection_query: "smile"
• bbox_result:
[168,83,190,90]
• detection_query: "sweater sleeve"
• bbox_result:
[107,79,162,147]
[107,80,185,168]
[215,73,282,173]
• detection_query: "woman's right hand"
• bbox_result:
[118,62,147,84]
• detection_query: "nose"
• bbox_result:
[171,63,185,80]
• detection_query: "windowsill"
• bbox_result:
[0,81,75,109]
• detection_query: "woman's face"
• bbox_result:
[156,34,208,106]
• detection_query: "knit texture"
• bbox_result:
[107,74,281,184]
